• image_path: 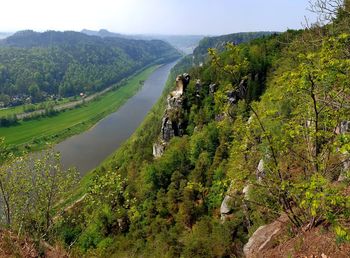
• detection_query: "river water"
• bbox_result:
[55,61,177,175]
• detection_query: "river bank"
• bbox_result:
[55,61,178,175]
[0,65,159,151]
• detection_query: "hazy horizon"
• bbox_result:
[0,0,317,35]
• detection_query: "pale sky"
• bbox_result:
[0,0,317,35]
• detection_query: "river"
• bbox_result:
[55,61,177,175]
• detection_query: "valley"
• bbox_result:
[55,61,177,175]
[0,65,159,149]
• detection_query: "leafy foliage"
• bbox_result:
[53,4,350,256]
[0,30,180,102]
[0,150,78,242]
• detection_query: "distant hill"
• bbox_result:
[81,29,204,54]
[81,29,123,38]
[169,31,279,74]
[0,30,180,101]
[192,31,278,63]
[0,32,13,39]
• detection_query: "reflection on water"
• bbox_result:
[55,61,177,175]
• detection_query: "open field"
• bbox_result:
[0,65,158,149]
[0,98,72,117]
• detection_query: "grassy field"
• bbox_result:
[0,65,158,149]
[0,98,72,117]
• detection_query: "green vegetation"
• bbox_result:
[0,30,180,103]
[192,31,276,64]
[46,1,350,257]
[0,150,78,246]
[0,98,71,117]
[2,1,350,257]
[0,66,158,149]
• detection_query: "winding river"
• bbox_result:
[55,61,177,175]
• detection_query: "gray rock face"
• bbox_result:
[227,79,247,105]
[161,116,176,142]
[153,141,166,158]
[153,73,191,158]
[256,159,265,182]
[209,83,217,95]
[243,214,289,258]
[340,121,349,134]
[167,94,183,109]
[195,79,201,98]
[220,195,233,220]
[220,183,237,221]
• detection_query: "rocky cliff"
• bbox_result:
[153,73,190,158]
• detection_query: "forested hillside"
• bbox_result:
[49,1,350,257]
[0,30,180,104]
[81,29,204,54]
[173,31,279,81]
[192,31,276,64]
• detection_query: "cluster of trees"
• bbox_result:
[52,30,296,257]
[0,145,78,247]
[192,31,277,65]
[0,114,17,127]
[0,30,180,104]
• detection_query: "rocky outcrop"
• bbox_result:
[153,73,191,158]
[220,158,264,222]
[227,78,247,105]
[256,159,265,182]
[243,214,289,258]
[209,83,217,95]
[153,140,166,158]
[220,195,234,221]
[195,79,201,98]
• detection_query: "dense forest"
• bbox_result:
[192,31,276,64]
[0,30,180,105]
[46,1,350,257]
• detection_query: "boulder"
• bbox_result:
[243,214,289,258]
[220,195,233,220]
[256,159,265,182]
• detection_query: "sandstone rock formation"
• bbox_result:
[243,214,289,258]
[220,195,234,221]
[153,73,190,158]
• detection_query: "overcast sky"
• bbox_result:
[0,0,317,35]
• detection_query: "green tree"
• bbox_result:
[0,150,78,239]
[229,34,350,230]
